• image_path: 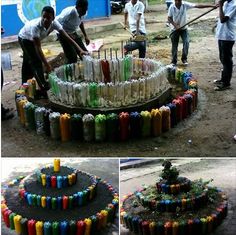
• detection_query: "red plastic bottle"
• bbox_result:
[76,220,85,235]
[119,112,130,141]
[27,219,36,235]
[51,176,57,188]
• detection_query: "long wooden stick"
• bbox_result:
[119,22,134,37]
[170,7,217,36]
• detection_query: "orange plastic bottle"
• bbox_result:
[60,113,71,142]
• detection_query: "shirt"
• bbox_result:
[168,1,196,30]
[18,18,62,41]
[56,7,84,34]
[124,0,146,34]
[216,0,236,41]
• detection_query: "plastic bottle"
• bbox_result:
[129,112,142,138]
[82,114,95,142]
[95,114,107,141]
[70,114,83,141]
[141,111,151,137]
[27,219,36,235]
[151,109,162,137]
[20,218,28,235]
[35,221,43,235]
[13,215,22,234]
[119,112,130,141]
[60,113,71,142]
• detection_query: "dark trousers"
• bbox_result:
[170,29,189,64]
[58,32,87,64]
[218,40,235,86]
[124,31,146,58]
[18,37,47,90]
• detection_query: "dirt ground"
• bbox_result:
[120,159,236,235]
[1,4,236,157]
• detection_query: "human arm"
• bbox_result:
[79,22,90,45]
[58,29,88,57]
[218,0,229,23]
[33,37,52,73]
[168,16,180,30]
[135,13,142,35]
[124,12,128,28]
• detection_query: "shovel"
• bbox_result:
[120,22,147,41]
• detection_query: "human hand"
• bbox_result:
[45,64,53,73]
[80,50,89,57]
[124,23,128,29]
[175,24,180,30]
[85,36,90,45]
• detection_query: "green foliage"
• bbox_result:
[189,178,213,195]
[160,160,179,184]
[132,200,139,207]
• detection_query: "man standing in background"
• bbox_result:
[168,0,216,66]
[214,0,236,91]
[124,0,147,58]
[56,0,90,63]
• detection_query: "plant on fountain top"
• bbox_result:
[160,160,179,184]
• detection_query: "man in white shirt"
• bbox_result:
[168,0,216,66]
[214,0,236,91]
[124,0,147,58]
[56,0,90,63]
[18,6,87,98]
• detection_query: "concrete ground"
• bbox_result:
[120,159,236,235]
[1,158,119,235]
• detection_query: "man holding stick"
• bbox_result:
[123,0,147,58]
[214,0,236,91]
[168,0,217,66]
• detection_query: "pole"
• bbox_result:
[169,7,217,37]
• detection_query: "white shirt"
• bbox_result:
[216,0,236,41]
[168,1,195,30]
[18,18,62,41]
[56,7,84,34]
[124,0,146,34]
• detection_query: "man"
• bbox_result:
[214,0,236,91]
[56,0,90,64]
[18,6,87,97]
[124,0,147,58]
[168,0,216,66]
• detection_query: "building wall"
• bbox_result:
[1,0,111,37]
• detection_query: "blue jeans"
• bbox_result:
[218,40,235,86]
[170,29,189,64]
[124,31,146,58]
